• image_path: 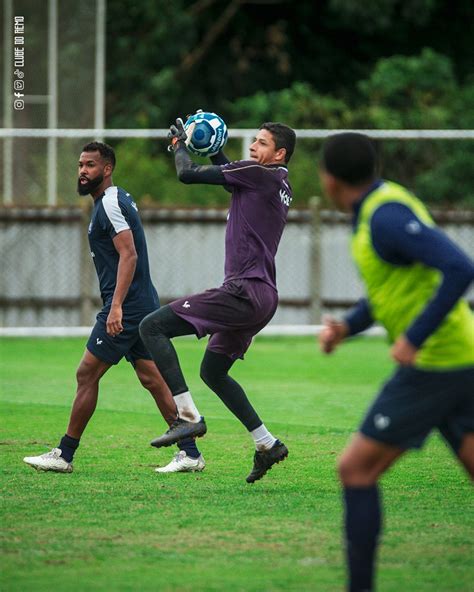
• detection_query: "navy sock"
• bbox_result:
[178,437,200,459]
[343,485,382,592]
[58,434,80,463]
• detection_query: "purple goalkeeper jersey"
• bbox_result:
[221,160,292,290]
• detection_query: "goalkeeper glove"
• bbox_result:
[167,117,196,152]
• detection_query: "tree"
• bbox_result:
[103,2,474,206]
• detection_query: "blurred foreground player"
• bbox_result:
[318,132,474,591]
[140,119,296,482]
[24,142,203,474]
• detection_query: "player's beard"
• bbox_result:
[77,174,104,196]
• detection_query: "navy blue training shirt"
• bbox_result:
[88,186,159,311]
[345,181,474,346]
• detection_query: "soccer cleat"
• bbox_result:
[150,417,207,448]
[23,448,73,473]
[155,451,205,473]
[246,440,288,483]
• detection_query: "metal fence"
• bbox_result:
[1,205,472,328]
[2,129,474,207]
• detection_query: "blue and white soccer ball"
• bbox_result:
[184,111,228,157]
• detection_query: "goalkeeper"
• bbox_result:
[140,116,296,483]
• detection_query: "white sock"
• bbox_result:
[174,391,201,423]
[251,424,277,451]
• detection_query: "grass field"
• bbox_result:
[1,336,472,592]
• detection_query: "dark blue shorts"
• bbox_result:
[86,307,156,366]
[170,278,278,360]
[360,365,474,452]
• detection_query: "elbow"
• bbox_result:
[177,170,194,184]
[125,250,138,266]
[129,253,138,274]
[443,259,474,293]
[450,260,474,283]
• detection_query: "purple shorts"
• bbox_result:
[170,278,278,360]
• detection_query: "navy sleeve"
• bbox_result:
[343,298,374,335]
[174,144,226,185]
[371,203,474,347]
[97,206,116,239]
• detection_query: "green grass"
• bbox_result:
[0,336,472,591]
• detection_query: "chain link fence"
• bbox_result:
[1,205,472,328]
[2,3,473,329]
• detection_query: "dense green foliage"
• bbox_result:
[105,1,474,206]
[1,337,473,590]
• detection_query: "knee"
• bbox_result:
[139,308,170,341]
[337,452,376,487]
[136,370,156,392]
[338,451,386,488]
[199,360,213,387]
[200,359,222,389]
[76,360,97,388]
[338,454,356,486]
[139,312,155,340]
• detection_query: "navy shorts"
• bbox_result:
[86,307,156,366]
[169,278,278,360]
[360,365,474,452]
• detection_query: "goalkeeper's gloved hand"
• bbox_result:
[167,109,204,152]
[167,117,197,152]
[167,118,187,152]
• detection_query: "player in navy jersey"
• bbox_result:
[139,120,296,482]
[23,142,204,474]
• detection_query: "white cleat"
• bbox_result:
[155,450,205,473]
[23,448,73,473]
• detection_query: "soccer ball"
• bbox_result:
[184,111,228,157]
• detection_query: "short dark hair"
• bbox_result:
[260,122,296,164]
[321,132,377,185]
[82,141,116,170]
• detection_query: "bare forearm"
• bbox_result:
[111,252,137,308]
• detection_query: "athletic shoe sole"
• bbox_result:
[150,419,207,448]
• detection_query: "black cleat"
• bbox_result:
[246,440,288,483]
[150,417,207,448]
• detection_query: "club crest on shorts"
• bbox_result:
[374,413,391,430]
